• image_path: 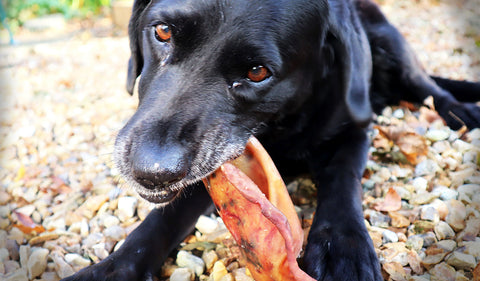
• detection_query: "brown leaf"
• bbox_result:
[13,211,45,234]
[374,125,428,164]
[374,187,402,212]
[473,262,480,281]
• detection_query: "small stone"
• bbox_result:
[92,243,109,260]
[414,221,435,234]
[412,177,428,192]
[382,262,407,281]
[436,240,456,252]
[457,217,480,241]
[429,199,448,220]
[176,250,205,276]
[382,229,398,243]
[410,192,438,205]
[415,159,441,176]
[82,233,104,248]
[445,251,476,270]
[104,225,126,241]
[452,139,474,153]
[210,261,228,281]
[445,199,466,231]
[422,252,447,269]
[457,184,480,198]
[4,260,20,274]
[3,268,28,281]
[407,250,424,275]
[117,196,138,221]
[389,212,410,228]
[420,205,439,223]
[64,253,91,267]
[429,262,456,280]
[460,236,479,253]
[232,268,254,281]
[102,214,120,228]
[434,221,455,240]
[0,191,11,205]
[51,252,75,279]
[425,129,450,141]
[169,267,194,281]
[19,246,30,268]
[367,210,391,227]
[392,108,404,119]
[40,271,59,281]
[8,228,25,245]
[29,233,60,246]
[450,168,476,187]
[0,248,9,261]
[195,215,219,235]
[15,205,36,217]
[201,250,218,271]
[27,248,49,279]
[420,232,438,247]
[406,235,424,251]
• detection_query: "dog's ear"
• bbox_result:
[126,0,151,95]
[329,27,372,127]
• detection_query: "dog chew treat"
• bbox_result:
[203,137,315,281]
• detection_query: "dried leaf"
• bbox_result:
[13,211,45,234]
[374,187,402,212]
[374,125,428,164]
[473,262,480,281]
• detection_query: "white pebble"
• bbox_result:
[415,159,441,176]
[382,229,398,243]
[27,248,49,279]
[176,250,205,276]
[412,177,428,192]
[104,225,126,241]
[170,267,194,281]
[117,196,138,221]
[195,215,219,234]
[425,129,450,141]
[0,248,9,261]
[64,253,91,267]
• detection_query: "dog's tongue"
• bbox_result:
[202,137,315,281]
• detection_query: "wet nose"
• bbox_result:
[131,143,189,189]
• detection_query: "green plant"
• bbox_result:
[2,0,111,27]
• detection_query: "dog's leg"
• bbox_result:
[61,183,214,281]
[303,127,382,281]
[430,76,480,103]
[356,0,480,129]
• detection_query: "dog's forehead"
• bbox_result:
[145,0,281,26]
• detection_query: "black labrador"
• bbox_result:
[64,0,480,280]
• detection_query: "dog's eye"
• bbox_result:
[155,24,172,42]
[247,66,271,82]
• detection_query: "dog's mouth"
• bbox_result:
[136,187,180,204]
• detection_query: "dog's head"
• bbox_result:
[115,0,372,204]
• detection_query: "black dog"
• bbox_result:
[64,0,480,280]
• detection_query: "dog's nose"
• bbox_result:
[131,144,189,189]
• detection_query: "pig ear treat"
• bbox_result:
[203,137,315,281]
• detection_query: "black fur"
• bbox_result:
[64,0,480,280]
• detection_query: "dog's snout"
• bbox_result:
[131,144,189,189]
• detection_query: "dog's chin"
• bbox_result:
[136,188,180,204]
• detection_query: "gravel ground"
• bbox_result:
[1,0,479,280]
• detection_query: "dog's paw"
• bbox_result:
[60,253,155,281]
[436,99,480,130]
[303,226,382,281]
